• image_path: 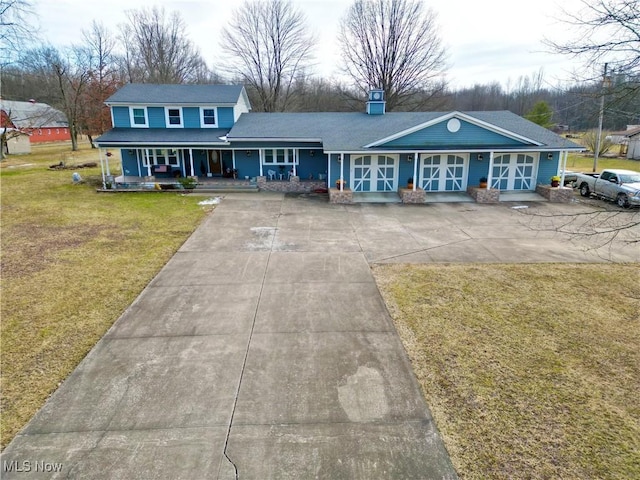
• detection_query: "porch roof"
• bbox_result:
[94,128,231,147]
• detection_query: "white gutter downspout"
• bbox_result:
[340,153,344,191]
[413,152,418,191]
[487,151,495,189]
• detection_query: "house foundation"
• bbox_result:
[535,185,574,203]
[398,187,426,204]
[329,187,354,203]
[467,186,500,203]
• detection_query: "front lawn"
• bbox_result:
[1,142,209,448]
[374,263,639,480]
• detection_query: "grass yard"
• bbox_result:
[1,142,209,448]
[565,153,640,172]
[374,263,640,479]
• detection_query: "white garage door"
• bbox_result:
[420,154,468,191]
[491,154,537,190]
[351,155,398,192]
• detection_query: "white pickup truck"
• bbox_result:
[575,169,640,208]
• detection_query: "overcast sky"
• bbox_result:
[34,0,591,89]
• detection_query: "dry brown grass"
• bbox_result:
[1,142,208,448]
[374,263,640,480]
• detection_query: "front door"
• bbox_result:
[419,154,468,191]
[351,155,398,192]
[491,153,537,190]
[207,150,224,176]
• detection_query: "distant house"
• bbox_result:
[1,128,31,154]
[626,128,640,160]
[95,84,583,202]
[0,99,70,143]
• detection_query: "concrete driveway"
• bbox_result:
[2,192,637,479]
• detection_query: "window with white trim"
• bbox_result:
[131,107,148,127]
[263,149,295,164]
[200,108,217,127]
[165,107,183,128]
[142,149,180,167]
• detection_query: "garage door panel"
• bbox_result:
[420,154,467,192]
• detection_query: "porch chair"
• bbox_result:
[267,169,276,180]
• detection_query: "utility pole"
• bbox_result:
[593,63,608,172]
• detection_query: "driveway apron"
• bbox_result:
[1,193,458,479]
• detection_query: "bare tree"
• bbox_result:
[120,6,210,84]
[79,21,122,145]
[545,0,639,79]
[220,0,315,112]
[21,45,91,151]
[0,0,36,65]
[338,0,447,110]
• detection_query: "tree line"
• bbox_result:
[1,0,638,152]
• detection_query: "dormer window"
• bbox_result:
[200,107,218,128]
[130,107,148,128]
[165,107,183,128]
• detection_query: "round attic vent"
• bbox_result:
[447,118,461,133]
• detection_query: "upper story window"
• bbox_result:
[130,107,148,128]
[200,108,217,128]
[165,107,183,128]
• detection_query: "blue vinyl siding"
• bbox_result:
[296,150,327,180]
[112,107,130,128]
[382,120,525,148]
[148,107,165,128]
[536,152,559,185]
[234,154,260,178]
[467,153,489,186]
[329,154,351,187]
[218,107,235,128]
[397,154,415,186]
[183,107,200,128]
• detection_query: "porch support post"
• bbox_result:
[560,151,567,186]
[189,148,194,176]
[232,150,236,170]
[259,149,263,177]
[327,153,331,187]
[181,150,186,177]
[412,151,418,191]
[293,149,297,176]
[146,150,152,177]
[340,153,344,191]
[136,150,141,177]
[99,148,106,189]
[487,151,494,189]
[105,151,111,176]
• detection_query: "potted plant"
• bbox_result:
[178,176,197,189]
[407,177,414,189]
[551,175,561,187]
[336,179,347,189]
[479,177,488,188]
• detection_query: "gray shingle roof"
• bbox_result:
[228,111,582,151]
[95,128,230,146]
[105,84,246,105]
[0,100,68,128]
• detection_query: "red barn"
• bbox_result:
[0,99,70,143]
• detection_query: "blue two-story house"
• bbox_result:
[95,84,582,202]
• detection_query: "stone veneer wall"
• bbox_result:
[328,187,354,204]
[467,186,500,203]
[535,185,574,203]
[398,187,426,204]
[257,176,327,193]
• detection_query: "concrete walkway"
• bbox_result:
[3,192,637,479]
